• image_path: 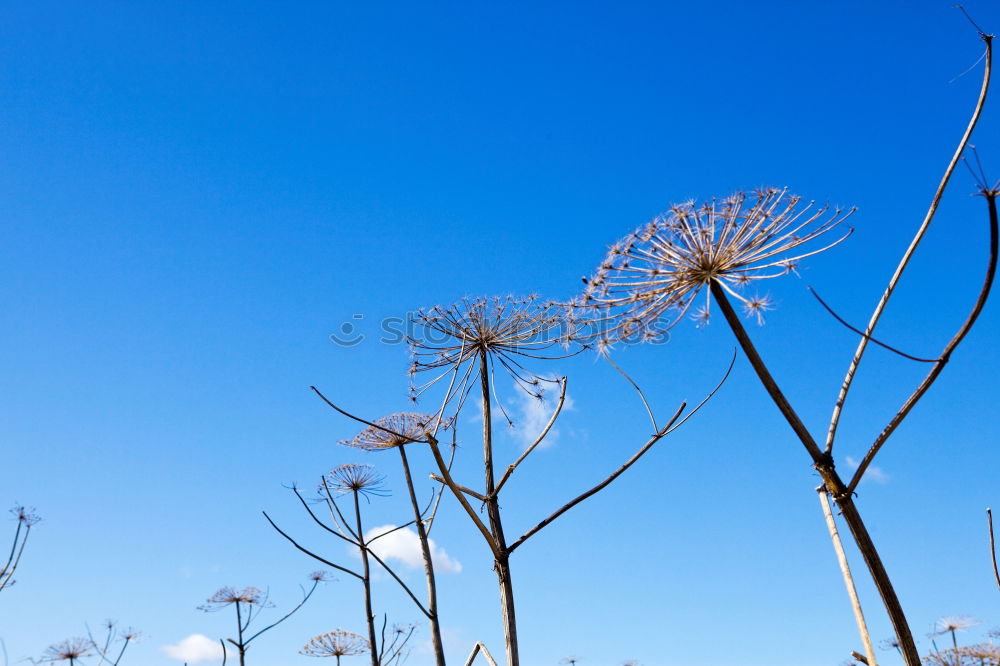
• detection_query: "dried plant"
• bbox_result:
[339,414,453,666]
[931,616,983,662]
[37,638,93,665]
[317,293,728,666]
[301,630,370,666]
[198,573,325,666]
[86,620,139,666]
[304,291,730,666]
[0,504,40,594]
[408,295,573,420]
[576,25,996,666]
[576,188,853,341]
[265,466,424,666]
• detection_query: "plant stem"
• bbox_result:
[479,351,519,666]
[398,444,446,666]
[818,487,877,666]
[354,490,379,666]
[710,281,920,666]
[235,602,246,666]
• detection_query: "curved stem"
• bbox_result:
[825,35,993,454]
[847,192,998,493]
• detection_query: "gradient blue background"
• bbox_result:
[2,2,1000,665]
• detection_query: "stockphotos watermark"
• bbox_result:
[328,313,671,348]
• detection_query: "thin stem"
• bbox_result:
[245,579,320,646]
[464,643,499,666]
[262,511,364,580]
[354,490,379,666]
[847,192,998,493]
[399,445,446,666]
[818,488,878,666]
[989,508,1000,592]
[492,377,568,497]
[825,35,993,454]
[235,602,246,666]
[425,435,500,558]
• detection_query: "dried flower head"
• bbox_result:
[576,188,853,340]
[301,630,369,658]
[932,615,981,636]
[409,295,573,422]
[41,638,94,663]
[323,464,388,498]
[340,413,442,451]
[198,586,268,611]
[879,637,901,652]
[11,504,40,527]
[308,570,331,582]
[924,645,1000,666]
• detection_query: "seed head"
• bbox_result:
[301,630,370,658]
[576,188,853,340]
[11,504,40,527]
[41,638,94,662]
[340,413,445,451]
[408,295,573,422]
[323,464,388,498]
[199,586,268,611]
[932,615,981,636]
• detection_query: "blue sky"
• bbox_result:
[2,2,1000,665]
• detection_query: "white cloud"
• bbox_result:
[845,456,890,484]
[507,381,574,449]
[161,634,228,664]
[364,524,462,574]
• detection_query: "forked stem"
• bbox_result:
[711,281,920,666]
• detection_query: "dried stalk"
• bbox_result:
[827,33,993,458]
[818,488,877,666]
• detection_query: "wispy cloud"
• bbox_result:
[845,456,890,484]
[363,525,462,574]
[161,634,228,663]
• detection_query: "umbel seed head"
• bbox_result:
[340,413,445,451]
[323,463,388,498]
[301,629,370,658]
[575,188,854,343]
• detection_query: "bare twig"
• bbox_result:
[508,350,735,553]
[492,377,568,497]
[603,354,659,430]
[847,190,998,494]
[262,512,364,580]
[464,643,499,666]
[825,34,993,455]
[988,508,1000,592]
[819,488,878,666]
[807,287,937,362]
[425,434,502,559]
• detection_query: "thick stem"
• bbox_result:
[832,487,920,666]
[712,282,920,665]
[818,488,877,666]
[355,490,379,666]
[479,352,519,666]
[398,445,446,666]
